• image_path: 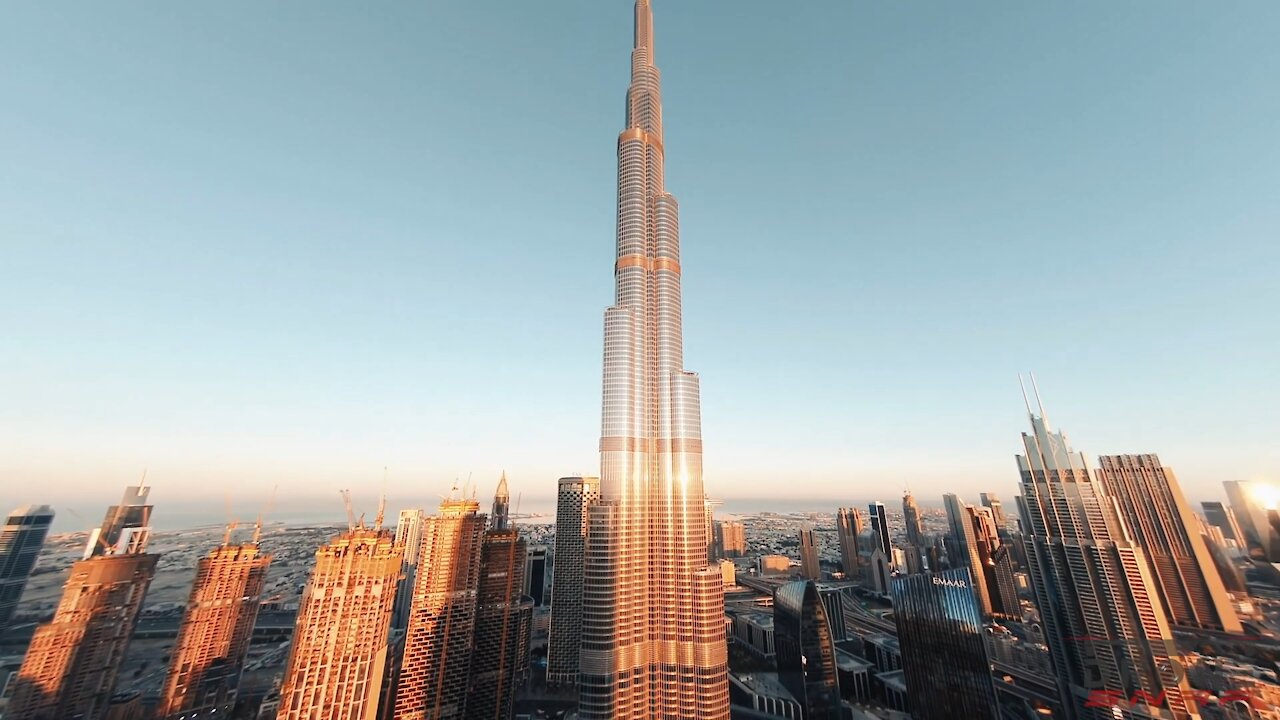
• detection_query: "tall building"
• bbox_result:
[902,492,923,548]
[798,524,820,580]
[943,494,994,617]
[158,529,271,718]
[1016,389,1199,720]
[466,479,531,720]
[577,2,730,717]
[1224,480,1280,561]
[774,581,842,720]
[547,475,600,686]
[0,504,55,633]
[1096,454,1242,633]
[393,493,487,720]
[714,520,747,559]
[394,508,427,630]
[980,492,1007,529]
[8,486,158,720]
[278,524,402,720]
[890,568,998,720]
[867,502,891,557]
[835,507,863,578]
[1201,501,1244,547]
[968,505,1019,619]
[526,545,549,607]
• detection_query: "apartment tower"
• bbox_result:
[277,524,402,720]
[835,507,863,578]
[159,528,272,718]
[547,475,600,686]
[798,524,820,580]
[577,2,731,716]
[0,504,55,634]
[8,486,158,720]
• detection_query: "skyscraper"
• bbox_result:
[980,492,1007,529]
[902,492,923,548]
[774,581,842,720]
[1096,454,1242,633]
[278,524,402,720]
[394,507,427,631]
[578,3,730,717]
[159,528,271,718]
[835,507,863,578]
[867,502,891,557]
[798,523,820,580]
[466,479,531,720]
[942,494,994,617]
[1201,501,1244,547]
[714,520,747,559]
[890,568,998,720]
[0,504,55,634]
[9,486,158,720]
[393,493,486,720]
[1016,388,1199,720]
[1224,480,1280,561]
[547,475,600,686]
[525,545,549,607]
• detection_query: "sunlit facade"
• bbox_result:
[159,537,271,719]
[577,2,730,717]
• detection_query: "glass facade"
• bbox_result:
[774,581,842,720]
[890,567,998,720]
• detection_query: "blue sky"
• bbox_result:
[2,1,1277,524]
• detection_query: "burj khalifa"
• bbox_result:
[577,2,731,718]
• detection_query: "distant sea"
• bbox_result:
[47,496,878,534]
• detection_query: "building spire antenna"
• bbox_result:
[1029,372,1049,423]
[1018,374,1034,417]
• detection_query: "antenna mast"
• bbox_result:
[339,489,356,530]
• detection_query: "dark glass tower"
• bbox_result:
[890,568,998,720]
[774,581,842,720]
[0,505,55,633]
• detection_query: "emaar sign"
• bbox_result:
[932,576,968,589]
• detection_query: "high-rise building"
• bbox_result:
[0,504,55,633]
[577,3,730,717]
[1201,501,1244,547]
[902,492,923,548]
[465,478,531,720]
[526,545,549,607]
[798,524,820,580]
[867,502,891,557]
[714,520,747,559]
[774,581,842,720]
[547,475,600,686]
[1016,389,1199,720]
[980,492,1007,529]
[1224,480,1280,561]
[890,568,998,720]
[9,486,158,720]
[967,505,1019,619]
[393,494,486,720]
[158,529,271,718]
[835,507,863,578]
[394,507,427,630]
[943,494,994,617]
[868,548,892,595]
[1096,454,1242,633]
[278,524,402,720]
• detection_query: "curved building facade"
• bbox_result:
[774,581,842,720]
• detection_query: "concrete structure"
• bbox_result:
[577,3,731,716]
[393,494,486,720]
[758,554,792,576]
[1097,454,1242,633]
[891,568,998,720]
[158,533,271,718]
[714,520,747,559]
[547,475,599,686]
[835,507,863,578]
[0,505,54,633]
[719,559,736,586]
[797,524,820,580]
[7,486,157,720]
[393,507,426,631]
[1016,387,1200,720]
[278,525,402,720]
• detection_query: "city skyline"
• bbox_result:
[3,1,1278,509]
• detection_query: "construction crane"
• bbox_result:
[339,489,356,529]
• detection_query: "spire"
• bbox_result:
[492,473,511,532]
[634,0,654,63]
